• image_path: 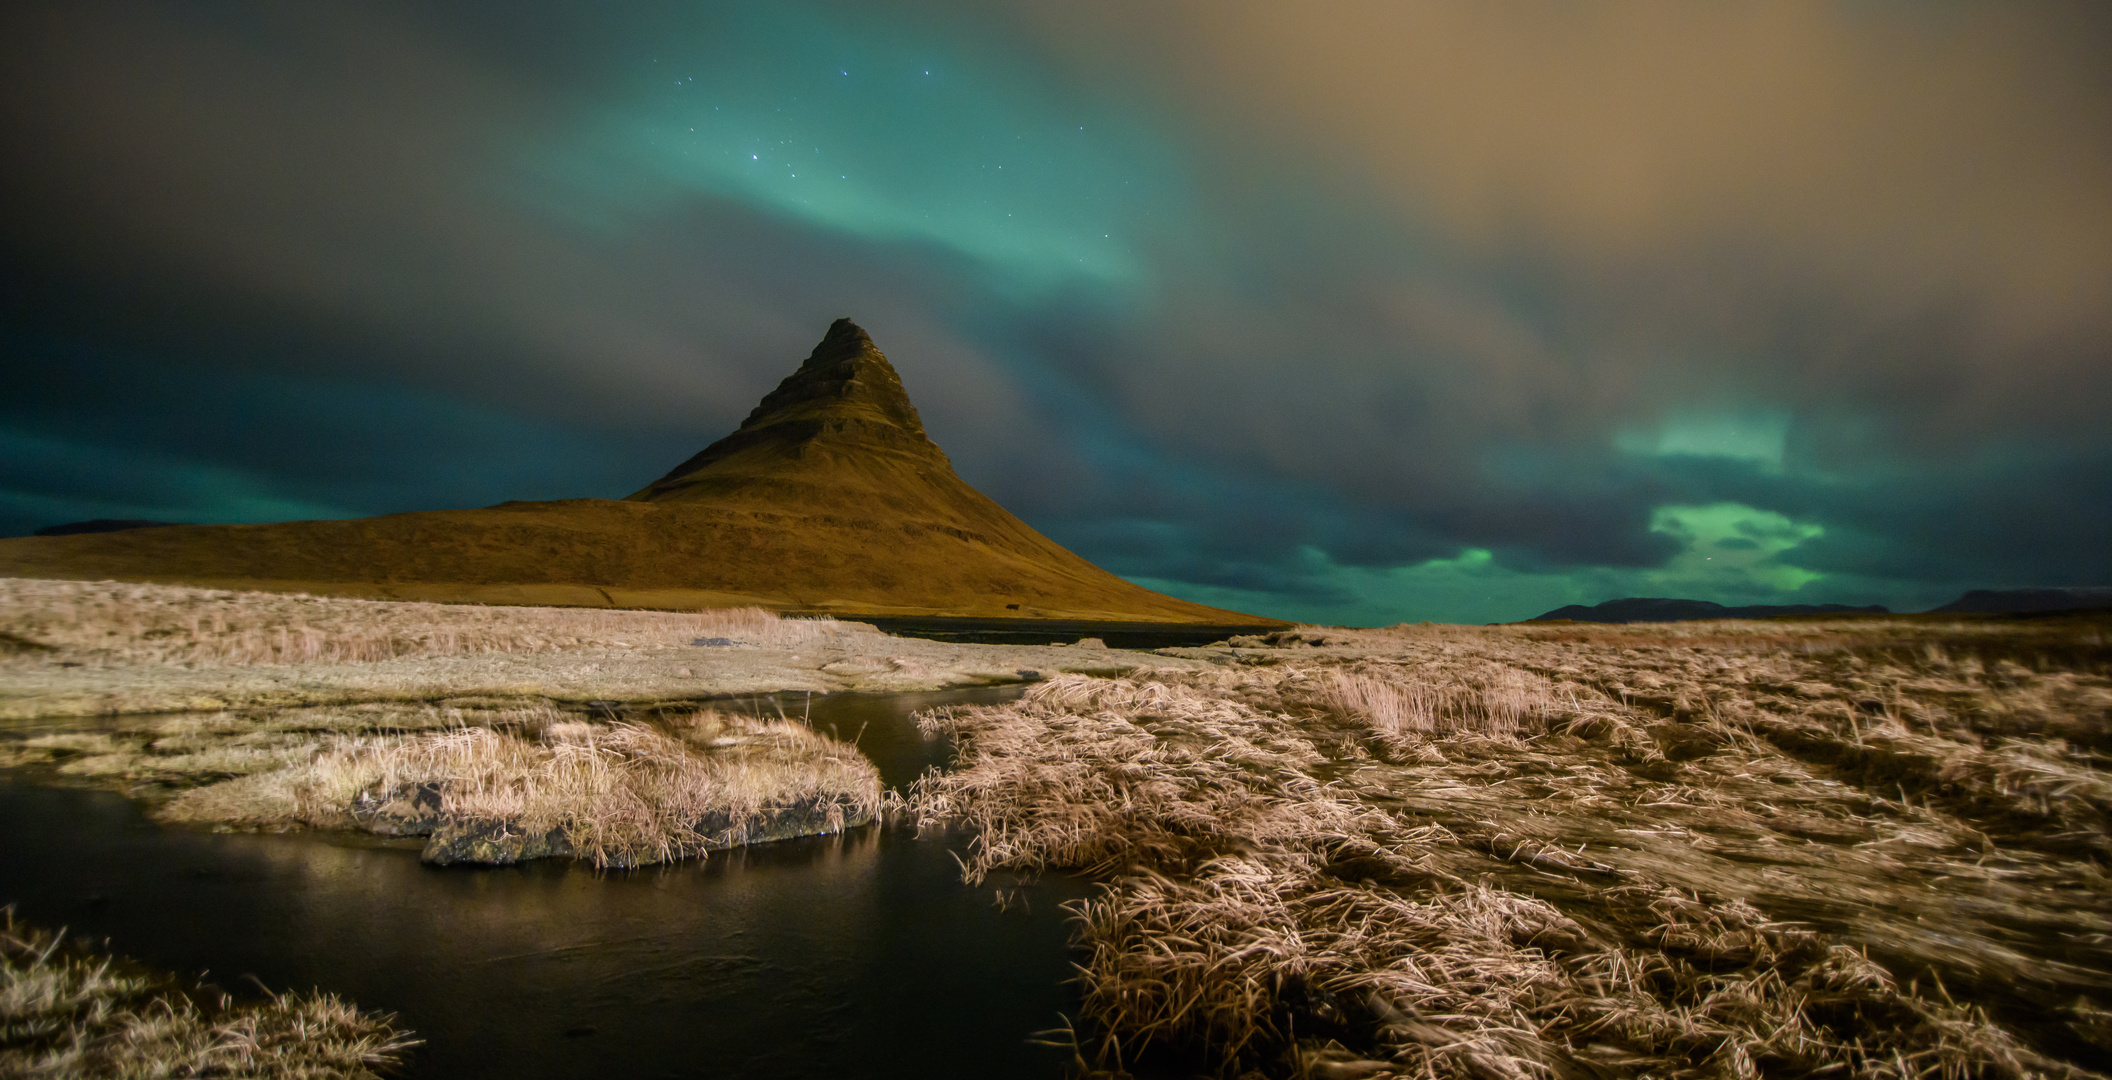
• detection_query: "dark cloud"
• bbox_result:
[1019,0,2112,347]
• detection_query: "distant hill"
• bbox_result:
[1926,588,2112,615]
[1530,597,1889,624]
[0,320,1277,625]
[31,519,178,537]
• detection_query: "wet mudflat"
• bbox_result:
[0,688,1089,1080]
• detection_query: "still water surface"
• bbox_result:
[0,688,1088,1079]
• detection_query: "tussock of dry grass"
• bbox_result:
[1,908,416,1078]
[913,676,1357,881]
[912,623,2112,1078]
[0,578,850,666]
[1319,662,1560,740]
[158,708,882,867]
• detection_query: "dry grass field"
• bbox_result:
[0,578,1200,719]
[1,909,416,1078]
[0,577,850,665]
[911,617,2112,1079]
[6,577,2106,1075]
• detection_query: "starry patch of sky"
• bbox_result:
[1,0,2107,623]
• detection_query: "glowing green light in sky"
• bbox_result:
[1617,409,1790,471]
[524,5,1175,294]
[1649,502,1824,590]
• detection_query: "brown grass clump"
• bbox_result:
[912,675,1360,881]
[0,578,851,666]
[158,709,882,867]
[1318,662,1561,741]
[1,908,416,1078]
[911,622,2112,1078]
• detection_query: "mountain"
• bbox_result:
[0,320,1275,625]
[31,519,178,537]
[1926,588,2112,615]
[1530,597,1889,624]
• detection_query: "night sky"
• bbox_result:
[3,1,2108,624]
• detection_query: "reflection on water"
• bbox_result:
[745,685,1022,789]
[0,686,1085,1079]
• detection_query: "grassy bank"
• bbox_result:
[1,909,415,1078]
[910,619,2111,1077]
[5,702,883,867]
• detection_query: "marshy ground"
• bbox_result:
[4,580,2108,1078]
[0,577,1194,874]
[912,618,2112,1078]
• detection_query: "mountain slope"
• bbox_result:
[0,320,1273,624]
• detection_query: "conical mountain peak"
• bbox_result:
[740,318,928,437]
[632,319,949,500]
[0,314,1277,624]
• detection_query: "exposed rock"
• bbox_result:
[692,796,871,849]
[351,780,446,837]
[417,796,872,866]
[422,820,575,865]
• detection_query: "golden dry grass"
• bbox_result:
[0,578,852,666]
[1,908,416,1078]
[911,620,2112,1078]
[158,708,883,867]
[4,699,882,868]
[0,703,560,784]
[0,576,1220,722]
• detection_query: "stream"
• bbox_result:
[0,687,1090,1079]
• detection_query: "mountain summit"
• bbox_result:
[0,321,1269,624]
[638,318,945,499]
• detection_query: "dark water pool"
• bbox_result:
[858,616,1273,650]
[0,688,1090,1079]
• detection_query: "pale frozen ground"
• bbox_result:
[0,578,1205,719]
